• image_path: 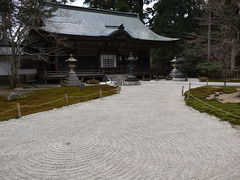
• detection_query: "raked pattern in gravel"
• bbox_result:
[0,81,240,180]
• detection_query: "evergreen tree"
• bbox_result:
[149,0,205,76]
[83,0,154,20]
[83,0,116,10]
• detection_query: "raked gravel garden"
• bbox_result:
[0,81,240,180]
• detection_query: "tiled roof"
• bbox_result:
[42,3,179,42]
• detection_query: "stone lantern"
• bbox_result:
[170,57,187,81]
[124,52,140,85]
[63,54,84,87]
[67,54,77,73]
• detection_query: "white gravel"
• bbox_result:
[0,81,240,180]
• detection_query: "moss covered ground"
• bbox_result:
[0,85,118,121]
[185,86,240,125]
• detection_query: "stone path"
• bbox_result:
[0,81,240,180]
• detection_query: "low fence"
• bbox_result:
[208,70,240,80]
[42,68,166,84]
[182,83,240,120]
[42,70,105,84]
[0,87,121,119]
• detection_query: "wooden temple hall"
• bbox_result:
[30,3,178,83]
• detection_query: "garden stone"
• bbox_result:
[7,92,22,101]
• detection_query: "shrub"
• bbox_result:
[142,78,151,81]
[165,76,172,80]
[86,79,100,84]
[199,77,208,82]
[196,62,222,76]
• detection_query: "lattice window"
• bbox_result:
[100,55,117,68]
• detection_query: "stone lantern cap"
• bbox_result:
[66,54,78,62]
[170,56,177,63]
[171,57,184,63]
[126,52,138,61]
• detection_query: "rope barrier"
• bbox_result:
[21,97,65,108]
[0,87,120,118]
[188,94,240,119]
[0,107,17,115]
[102,88,120,93]
[68,89,118,99]
[68,92,99,99]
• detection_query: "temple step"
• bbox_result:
[106,74,127,85]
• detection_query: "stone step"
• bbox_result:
[106,74,127,82]
[106,74,128,85]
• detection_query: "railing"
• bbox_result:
[45,70,105,77]
[42,70,106,83]
[41,68,165,84]
[103,68,164,75]
[208,70,240,80]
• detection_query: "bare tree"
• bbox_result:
[207,8,212,61]
[190,0,240,84]
[0,0,74,87]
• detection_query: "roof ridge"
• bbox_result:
[45,2,138,18]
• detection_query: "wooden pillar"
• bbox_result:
[44,70,47,84]
[54,42,59,71]
[55,56,59,71]
[230,47,237,70]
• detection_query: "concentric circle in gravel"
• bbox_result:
[0,81,240,180]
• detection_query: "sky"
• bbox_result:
[68,0,154,9]
[68,0,86,7]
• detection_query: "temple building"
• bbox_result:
[29,2,178,83]
[1,3,179,84]
[0,46,37,84]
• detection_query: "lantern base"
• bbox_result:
[124,74,140,86]
[63,72,85,87]
[172,77,188,81]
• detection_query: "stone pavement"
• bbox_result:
[0,81,240,180]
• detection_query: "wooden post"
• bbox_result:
[206,80,209,86]
[99,89,103,98]
[121,76,124,86]
[187,91,190,102]
[182,86,184,95]
[16,103,21,118]
[189,82,191,90]
[65,94,69,106]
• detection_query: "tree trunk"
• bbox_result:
[223,69,227,87]
[230,45,237,70]
[207,10,212,61]
[9,56,20,88]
